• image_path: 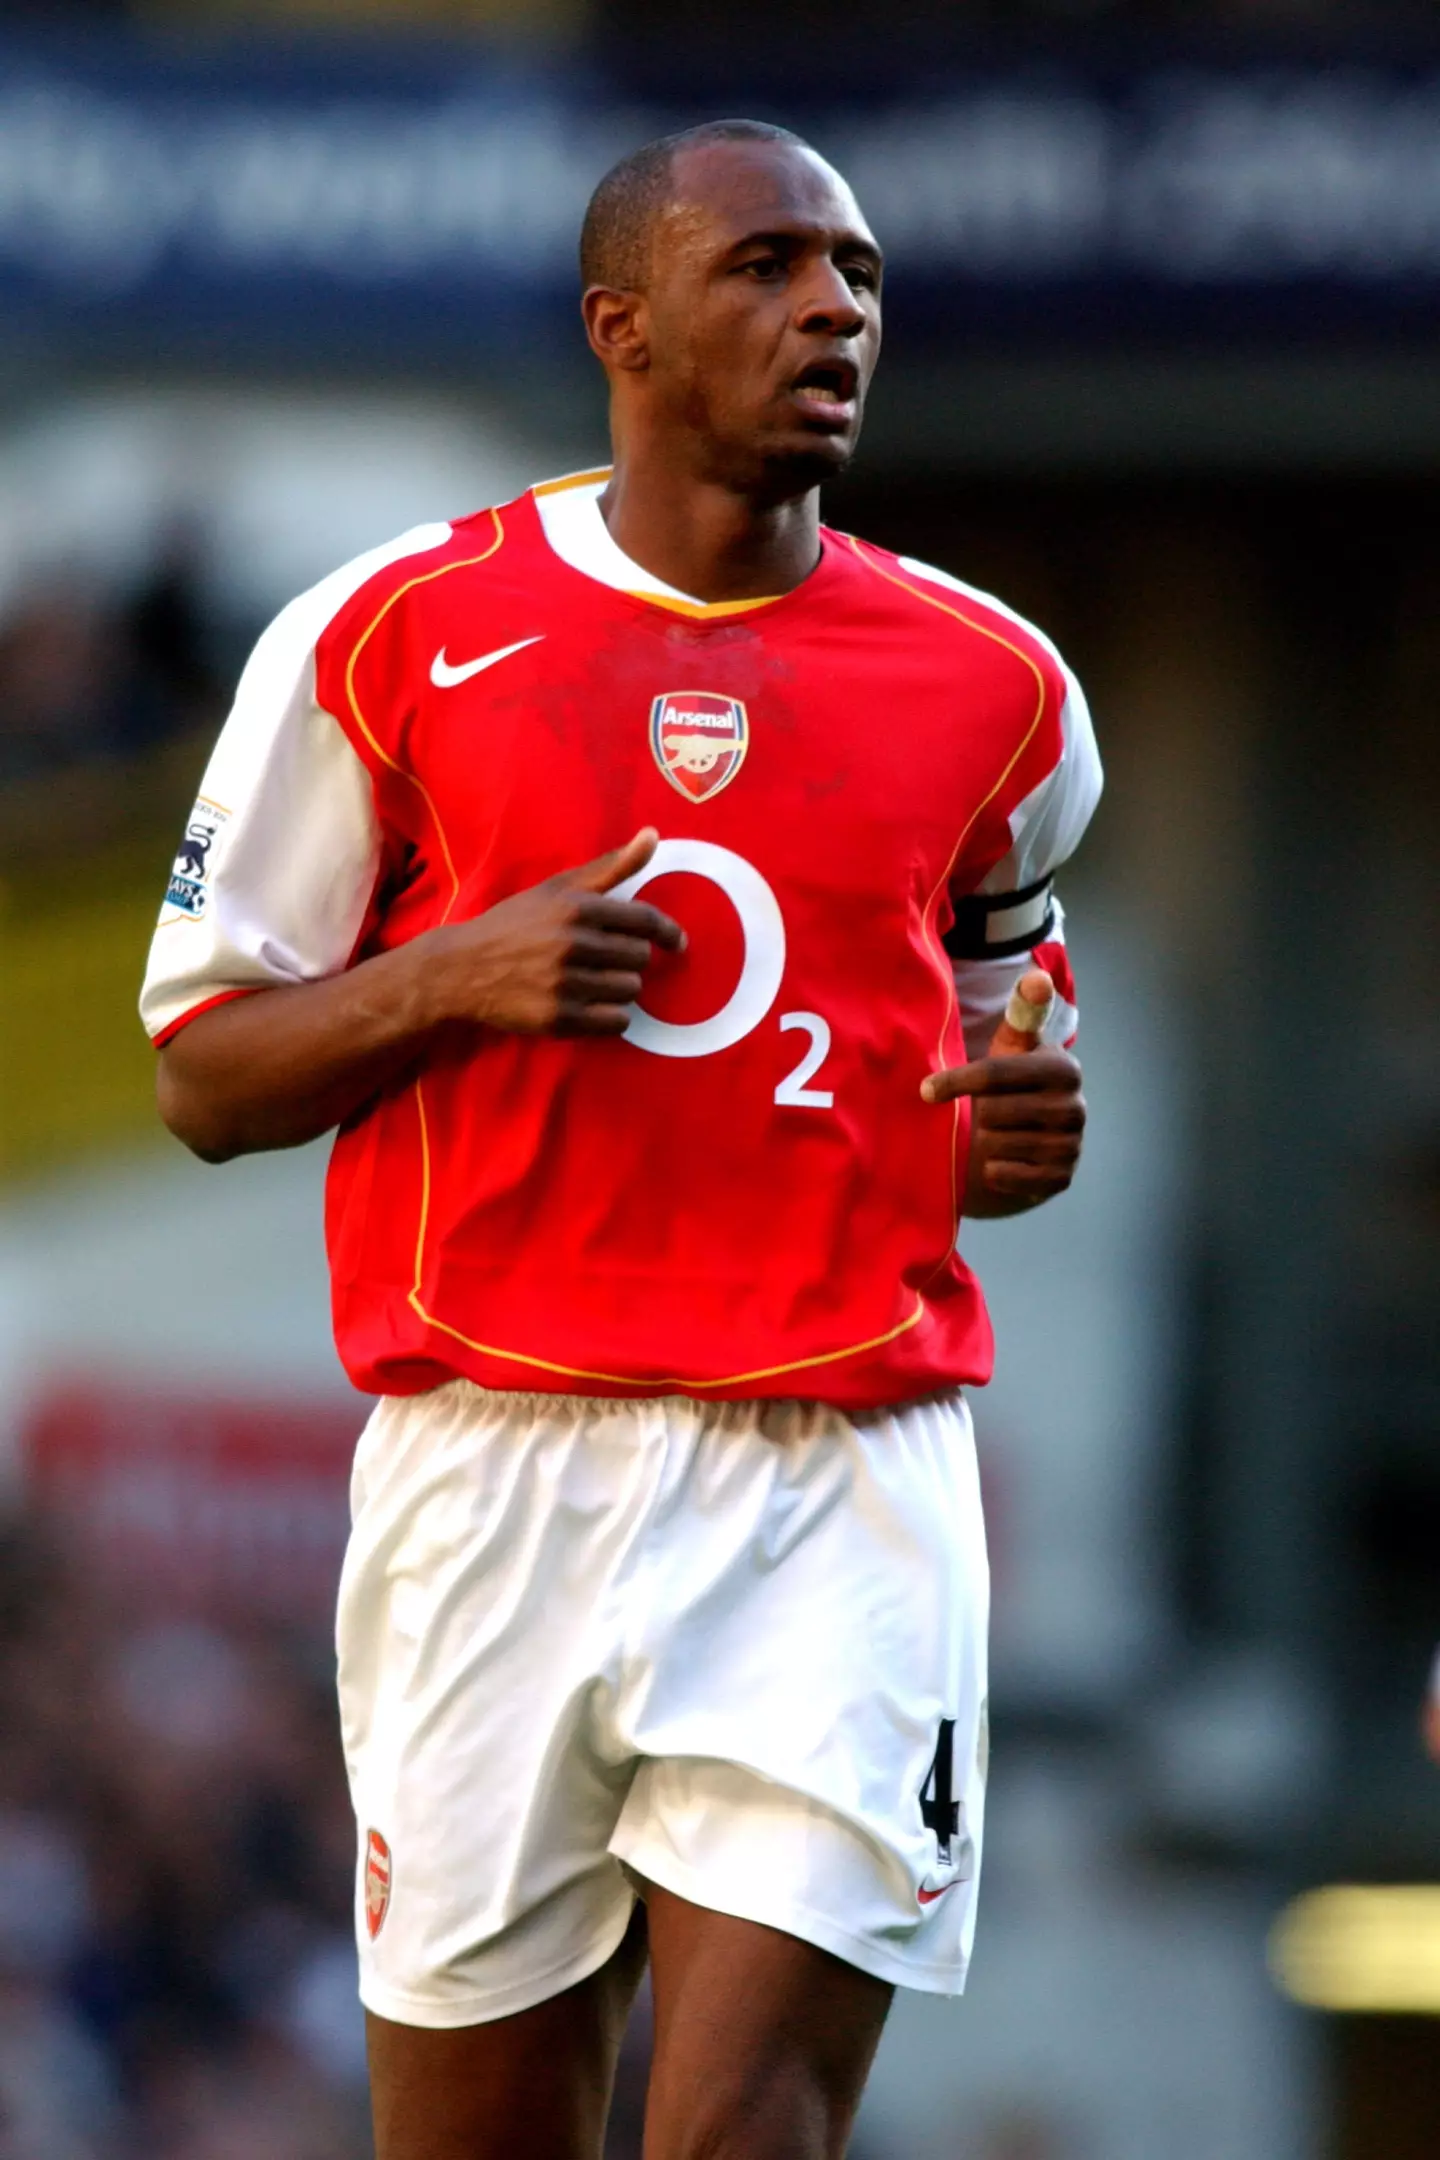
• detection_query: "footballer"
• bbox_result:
[142,121,1101,2160]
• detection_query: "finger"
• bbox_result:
[974,1125,1084,1163]
[553,1001,634,1038]
[567,927,658,972]
[921,1050,1081,1104]
[576,894,686,953]
[1015,965,1055,1008]
[989,968,1055,1058]
[975,1138,1083,1176]
[970,1092,1087,1132]
[561,968,645,1005]
[982,1160,1074,1196]
[565,827,659,896]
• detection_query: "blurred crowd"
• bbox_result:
[0,1511,371,2160]
[0,1504,683,2160]
[0,556,224,792]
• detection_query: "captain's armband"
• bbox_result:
[943,875,1056,963]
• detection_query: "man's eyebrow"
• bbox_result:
[724,225,884,266]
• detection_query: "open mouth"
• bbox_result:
[789,356,860,424]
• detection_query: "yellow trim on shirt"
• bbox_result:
[844,534,1051,1274]
[531,465,615,498]
[532,468,784,618]
[624,588,785,619]
[342,507,506,923]
[407,1076,929,1390]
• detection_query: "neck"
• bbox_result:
[598,445,822,605]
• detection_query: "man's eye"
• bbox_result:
[842,263,878,291]
[742,257,784,279]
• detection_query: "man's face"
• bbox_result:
[637,140,883,493]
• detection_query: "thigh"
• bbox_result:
[338,1385,651,2026]
[642,1883,892,2160]
[366,1906,648,2160]
[614,1391,990,1997]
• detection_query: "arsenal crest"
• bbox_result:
[650,691,748,804]
[364,1828,392,1940]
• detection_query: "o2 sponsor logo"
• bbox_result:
[613,839,834,1109]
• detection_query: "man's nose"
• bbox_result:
[795,262,867,336]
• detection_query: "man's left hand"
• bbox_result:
[921,1048,1087,1219]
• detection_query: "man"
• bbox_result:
[141,120,1100,2160]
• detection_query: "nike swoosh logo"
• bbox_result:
[917,1883,958,1905]
[430,635,544,689]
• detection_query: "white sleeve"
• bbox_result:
[139,522,450,1044]
[895,557,1103,1056]
[950,664,1102,1052]
[950,898,1080,1056]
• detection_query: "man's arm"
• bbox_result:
[158,829,683,1163]
[934,624,1099,1217]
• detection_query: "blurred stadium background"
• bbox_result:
[2,1,1439,2155]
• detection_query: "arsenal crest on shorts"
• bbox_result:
[650,691,748,804]
[364,1828,392,1939]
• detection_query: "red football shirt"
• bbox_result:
[142,471,1101,1407]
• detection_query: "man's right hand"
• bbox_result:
[420,826,685,1038]
[157,827,686,1162]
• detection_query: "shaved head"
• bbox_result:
[580,119,811,292]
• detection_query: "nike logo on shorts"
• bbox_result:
[430,635,544,688]
[917,1881,958,1905]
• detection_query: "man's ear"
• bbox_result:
[583,286,650,374]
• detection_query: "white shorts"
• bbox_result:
[336,1382,990,2028]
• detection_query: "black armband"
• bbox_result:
[943,874,1056,962]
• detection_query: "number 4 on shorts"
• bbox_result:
[919,1718,959,1864]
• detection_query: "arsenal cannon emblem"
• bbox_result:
[649,691,749,804]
